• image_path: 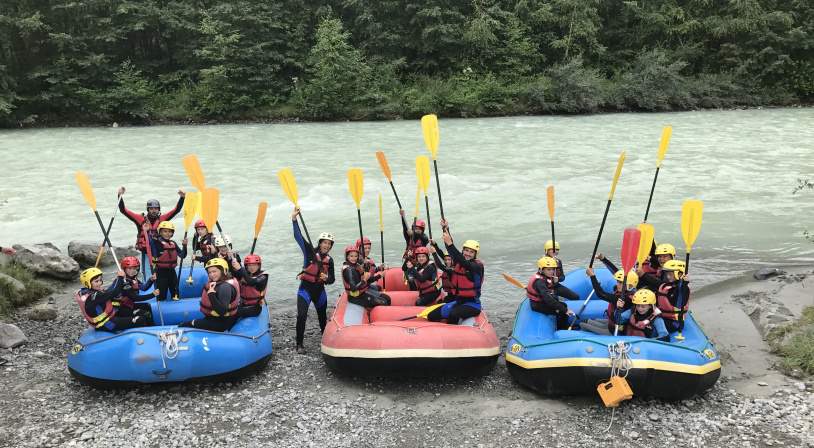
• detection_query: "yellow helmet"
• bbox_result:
[537,256,558,269]
[654,243,676,256]
[631,289,656,305]
[80,267,103,288]
[157,221,176,232]
[544,240,561,252]
[462,240,480,255]
[613,269,639,288]
[662,260,686,279]
[205,257,229,272]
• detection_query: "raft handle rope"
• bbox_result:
[76,327,271,349]
[605,340,633,432]
[159,330,183,361]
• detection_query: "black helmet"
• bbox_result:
[146,199,160,209]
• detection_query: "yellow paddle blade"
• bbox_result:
[636,223,655,265]
[417,302,445,319]
[546,185,555,221]
[347,168,364,209]
[413,185,420,219]
[378,193,384,232]
[501,273,526,290]
[416,156,431,194]
[421,114,440,160]
[183,191,200,229]
[681,199,704,253]
[608,151,626,200]
[201,187,220,233]
[75,171,97,211]
[657,126,673,168]
[277,168,299,207]
[182,154,206,191]
[375,151,392,181]
[254,201,268,238]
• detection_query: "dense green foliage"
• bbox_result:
[1,0,812,126]
[0,263,53,316]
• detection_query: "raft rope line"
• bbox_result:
[605,341,633,432]
[158,330,183,362]
[74,327,270,350]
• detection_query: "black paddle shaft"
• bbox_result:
[433,160,445,221]
[297,213,313,248]
[424,195,433,240]
[93,211,114,248]
[550,220,556,252]
[380,230,386,290]
[250,238,258,255]
[356,209,366,260]
[388,182,403,210]
[643,167,661,223]
[588,199,613,268]
[176,230,188,290]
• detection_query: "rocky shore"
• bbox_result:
[0,246,812,447]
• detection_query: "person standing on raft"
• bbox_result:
[404,246,442,306]
[179,258,239,332]
[291,207,335,354]
[343,244,390,308]
[230,254,268,318]
[426,220,483,324]
[399,209,428,262]
[117,186,185,272]
[145,221,187,300]
[526,256,578,329]
[76,267,150,332]
[543,240,565,282]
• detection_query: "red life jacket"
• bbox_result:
[451,259,483,300]
[155,239,179,269]
[116,277,141,309]
[363,256,376,277]
[134,218,162,251]
[75,289,117,328]
[440,269,452,294]
[239,272,266,306]
[656,282,689,321]
[606,285,635,325]
[526,273,554,302]
[402,238,425,261]
[199,279,240,317]
[342,263,369,297]
[640,259,658,275]
[299,252,331,284]
[626,310,658,337]
[414,263,441,296]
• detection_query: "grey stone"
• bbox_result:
[28,304,57,321]
[0,323,27,349]
[648,413,661,422]
[67,241,139,268]
[754,268,785,281]
[11,243,79,280]
[0,272,25,295]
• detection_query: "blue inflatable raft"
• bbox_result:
[68,266,273,387]
[505,268,720,400]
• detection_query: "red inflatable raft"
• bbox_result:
[321,268,500,376]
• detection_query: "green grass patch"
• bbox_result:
[768,307,814,377]
[0,263,53,316]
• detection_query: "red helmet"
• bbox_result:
[344,244,359,255]
[194,219,207,229]
[244,254,261,265]
[121,256,140,269]
[413,219,426,230]
[414,246,429,256]
[355,236,372,247]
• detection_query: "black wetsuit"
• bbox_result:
[400,214,429,260]
[83,278,149,332]
[427,242,483,325]
[234,267,268,318]
[403,260,441,306]
[293,221,335,347]
[343,262,388,308]
[180,281,238,332]
[148,236,187,300]
[528,276,578,330]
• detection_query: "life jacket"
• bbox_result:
[116,277,141,309]
[363,256,376,277]
[75,289,118,328]
[342,263,369,297]
[606,285,634,323]
[640,259,658,275]
[239,272,266,306]
[451,259,483,300]
[134,217,162,251]
[526,273,554,302]
[195,234,216,262]
[199,279,240,317]
[414,263,441,296]
[402,236,426,261]
[656,282,689,321]
[155,238,179,269]
[299,252,331,284]
[626,309,658,337]
[440,269,453,294]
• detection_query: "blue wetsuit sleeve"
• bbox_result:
[292,221,313,267]
[653,316,668,338]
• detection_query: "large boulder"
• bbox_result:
[754,267,785,281]
[27,304,57,321]
[0,323,27,349]
[0,272,25,295]
[11,243,80,280]
[67,240,140,268]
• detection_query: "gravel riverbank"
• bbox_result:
[1,277,813,448]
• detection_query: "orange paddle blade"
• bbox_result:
[376,151,392,181]
[182,154,206,191]
[201,187,220,233]
[254,201,268,238]
[546,185,555,221]
[75,171,97,211]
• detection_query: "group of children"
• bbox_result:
[76,191,268,334]
[526,240,690,340]
[288,206,485,353]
